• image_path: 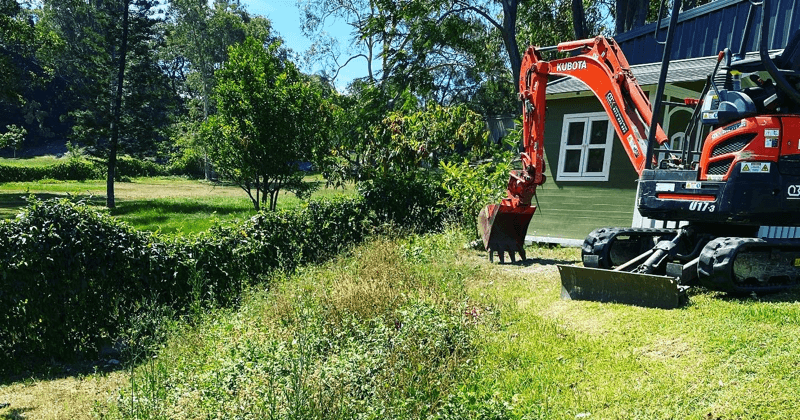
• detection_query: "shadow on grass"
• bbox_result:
[109,199,249,217]
[713,287,800,304]
[0,357,125,387]
[511,256,581,267]
[0,406,34,420]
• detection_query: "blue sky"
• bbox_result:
[243,0,368,90]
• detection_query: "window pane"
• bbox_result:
[586,148,606,173]
[567,121,585,145]
[589,120,609,144]
[564,150,581,173]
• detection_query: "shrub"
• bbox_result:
[114,156,168,178]
[358,171,446,233]
[0,159,101,182]
[166,151,205,178]
[0,174,449,371]
[0,199,251,369]
[0,155,175,183]
[0,195,379,371]
[439,156,514,238]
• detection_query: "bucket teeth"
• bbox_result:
[488,248,525,264]
[478,204,536,264]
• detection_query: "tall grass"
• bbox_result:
[102,230,512,419]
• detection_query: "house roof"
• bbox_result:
[613,0,799,65]
[545,50,781,95]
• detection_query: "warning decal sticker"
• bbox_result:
[740,162,771,173]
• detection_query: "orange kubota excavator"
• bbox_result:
[479,0,800,308]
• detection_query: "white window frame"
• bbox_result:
[557,112,615,181]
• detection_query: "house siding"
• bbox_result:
[542,97,639,190]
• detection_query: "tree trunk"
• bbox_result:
[572,0,588,39]
[108,0,129,209]
[634,0,649,29]
[500,0,522,92]
[615,0,629,34]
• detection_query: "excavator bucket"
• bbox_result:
[557,265,688,309]
[478,204,536,263]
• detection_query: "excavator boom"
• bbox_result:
[479,36,669,262]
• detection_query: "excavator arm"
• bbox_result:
[480,36,669,262]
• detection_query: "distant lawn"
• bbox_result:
[0,157,636,238]
[0,155,65,167]
[0,175,354,234]
[527,185,637,240]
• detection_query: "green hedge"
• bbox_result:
[0,159,101,181]
[114,156,168,178]
[0,156,172,183]
[359,172,446,233]
[0,176,444,371]
[0,196,379,370]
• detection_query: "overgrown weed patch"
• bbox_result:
[103,231,513,419]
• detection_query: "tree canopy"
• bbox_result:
[204,37,332,211]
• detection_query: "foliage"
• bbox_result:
[205,37,333,211]
[0,0,39,104]
[0,124,27,157]
[0,158,101,182]
[359,170,447,233]
[114,155,167,178]
[164,120,207,179]
[0,198,241,369]
[324,100,490,184]
[0,155,172,182]
[104,231,513,419]
[439,152,515,238]
[299,0,384,86]
[38,0,178,158]
[372,103,490,176]
[164,0,274,119]
[0,187,444,371]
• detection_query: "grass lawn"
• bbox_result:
[0,176,354,234]
[0,155,65,167]
[4,233,799,419]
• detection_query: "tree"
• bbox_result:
[0,0,36,103]
[301,0,598,116]
[164,0,276,180]
[0,124,26,157]
[204,37,332,211]
[39,0,177,208]
[299,0,382,85]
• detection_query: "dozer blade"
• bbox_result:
[557,265,687,309]
[478,204,536,262]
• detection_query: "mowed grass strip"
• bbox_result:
[0,156,65,167]
[0,176,354,234]
[468,245,800,419]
